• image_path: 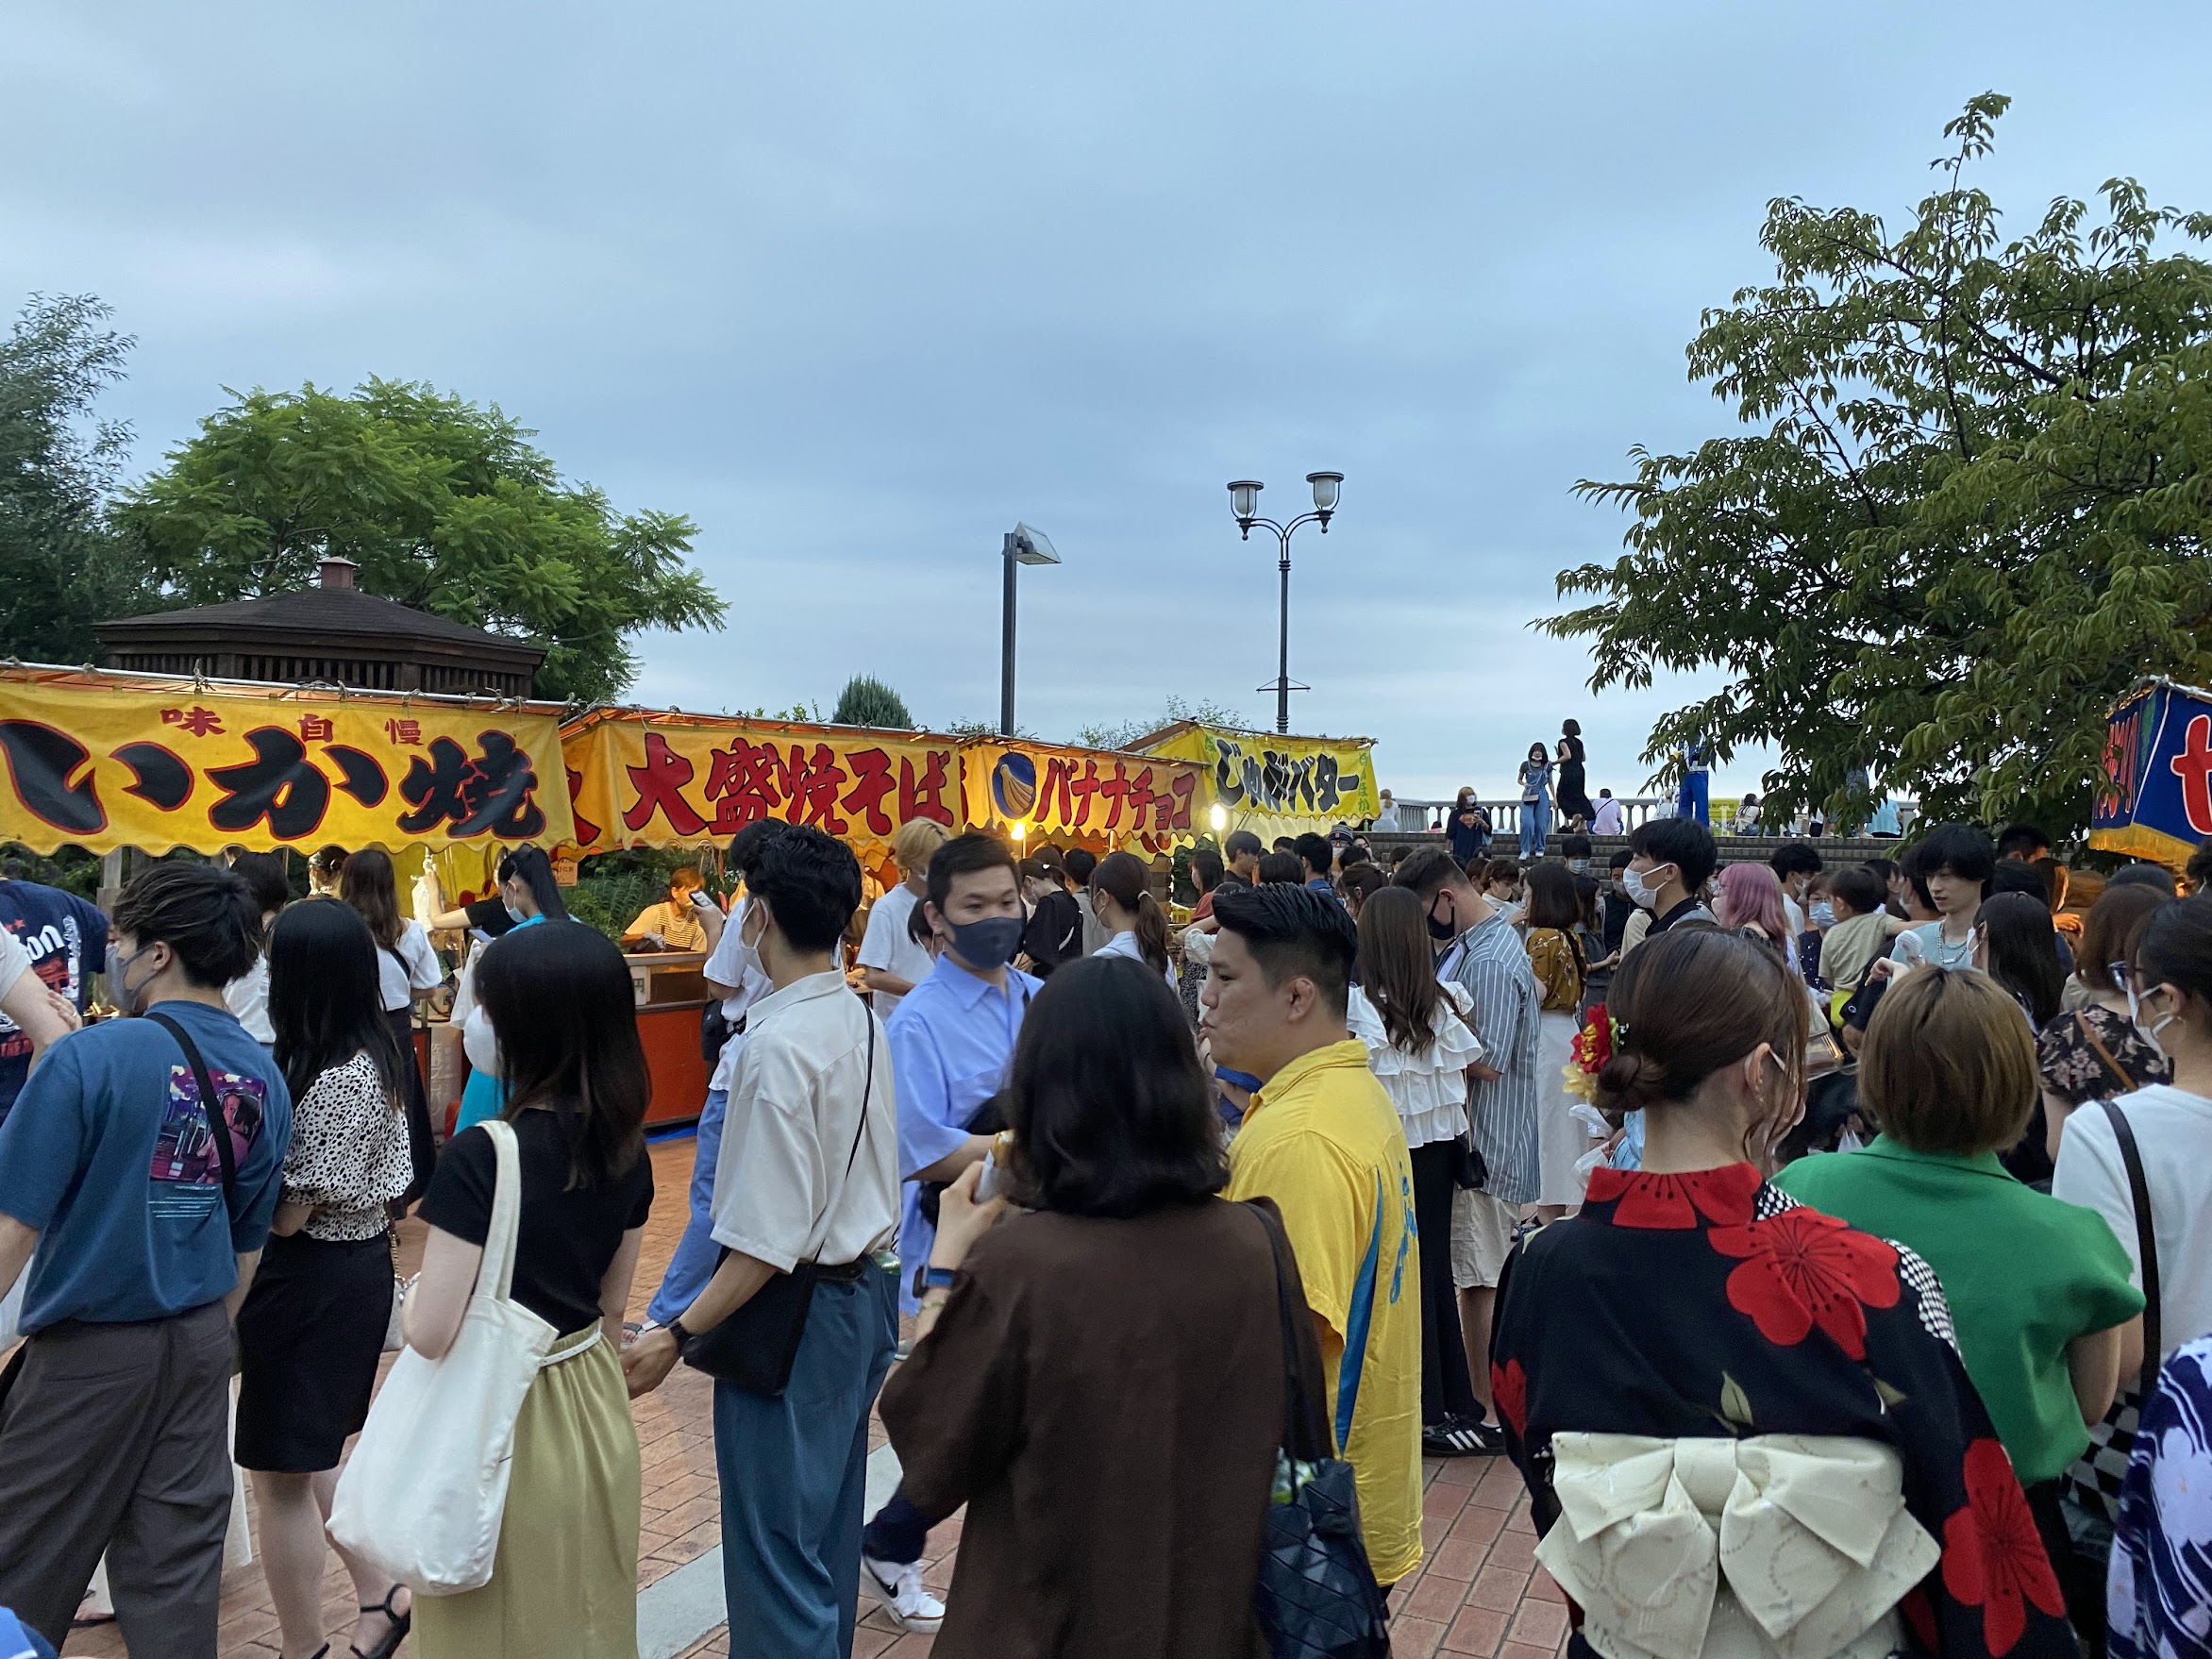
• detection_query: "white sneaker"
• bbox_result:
[861,1555,945,1634]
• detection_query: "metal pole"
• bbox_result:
[999,532,1018,737]
[1276,529,1292,733]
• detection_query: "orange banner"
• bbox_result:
[562,710,964,855]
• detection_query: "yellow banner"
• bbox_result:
[1138,723,1381,842]
[958,739,1207,852]
[0,669,574,856]
[562,711,964,855]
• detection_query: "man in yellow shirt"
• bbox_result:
[1203,883,1423,1588]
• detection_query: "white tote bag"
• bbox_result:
[329,1118,556,1593]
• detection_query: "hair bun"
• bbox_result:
[1594,1050,1665,1115]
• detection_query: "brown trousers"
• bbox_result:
[0,1300,235,1657]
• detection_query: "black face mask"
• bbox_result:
[1427,897,1457,943]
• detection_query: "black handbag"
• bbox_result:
[680,1018,876,1398]
[1247,1199,1391,1659]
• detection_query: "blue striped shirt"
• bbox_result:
[1438,909,1541,1206]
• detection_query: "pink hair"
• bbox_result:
[1716,862,1792,947]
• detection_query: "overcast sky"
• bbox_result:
[10,2,2212,806]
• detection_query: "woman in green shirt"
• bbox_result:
[1777,964,2143,1628]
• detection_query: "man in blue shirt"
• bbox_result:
[862,831,1039,1634]
[0,863,292,1657]
[0,871,107,1127]
[1295,832,1343,901]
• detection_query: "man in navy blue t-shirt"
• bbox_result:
[0,863,291,1657]
[0,874,109,1128]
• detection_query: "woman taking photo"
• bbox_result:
[1347,885,1490,1455]
[1523,862,1590,1215]
[1555,718,1593,831]
[1517,743,1553,860]
[879,956,1312,1657]
[339,847,443,1196]
[1090,850,1175,989]
[235,900,417,1659]
[2036,883,2170,1165]
[1493,928,2078,1659]
[454,846,569,1131]
[406,922,653,1659]
[1776,966,2142,1628]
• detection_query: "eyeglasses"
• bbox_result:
[2109,962,2136,994]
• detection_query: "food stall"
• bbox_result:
[955,735,1208,858]
[0,662,576,1114]
[1131,719,1382,845]
[561,707,966,1123]
[2089,677,2212,869]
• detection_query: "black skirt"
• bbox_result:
[234,1230,393,1473]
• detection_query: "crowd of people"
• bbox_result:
[2,797,2211,1659]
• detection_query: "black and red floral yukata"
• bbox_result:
[1491,1163,2076,1659]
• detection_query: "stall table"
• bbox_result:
[628,950,714,1127]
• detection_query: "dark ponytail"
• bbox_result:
[1095,851,1170,977]
[497,845,569,923]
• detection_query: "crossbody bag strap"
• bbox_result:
[145,1012,237,1202]
[2097,1098,2161,1394]
[2074,1011,2137,1097]
[1246,1199,1330,1463]
[806,1014,878,1270]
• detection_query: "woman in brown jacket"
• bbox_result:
[880,954,1312,1658]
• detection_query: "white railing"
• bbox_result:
[1379,797,1919,839]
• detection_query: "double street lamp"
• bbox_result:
[1226,471,1343,733]
[999,522,1060,737]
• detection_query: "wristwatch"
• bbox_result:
[913,1265,958,1297]
[664,1316,693,1347]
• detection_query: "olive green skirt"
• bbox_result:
[413,1328,641,1659]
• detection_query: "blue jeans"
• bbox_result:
[645,1089,727,1328]
[1519,798,1551,859]
[713,1264,898,1659]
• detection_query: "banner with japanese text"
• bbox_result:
[1136,722,1381,844]
[2089,679,2212,867]
[0,669,574,856]
[957,739,1205,852]
[561,710,964,857]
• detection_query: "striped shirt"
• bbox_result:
[1438,908,1542,1206]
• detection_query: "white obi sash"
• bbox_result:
[1535,1433,1940,1659]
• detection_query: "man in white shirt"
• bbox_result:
[1591,790,1624,836]
[623,825,899,1659]
[856,819,949,1016]
[638,827,783,1332]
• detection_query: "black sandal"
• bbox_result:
[353,1586,411,1659]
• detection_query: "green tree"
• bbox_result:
[0,294,159,662]
[116,378,726,704]
[1547,94,2212,833]
[831,674,913,728]
[1075,694,1248,752]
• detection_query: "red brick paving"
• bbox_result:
[57,1136,1574,1656]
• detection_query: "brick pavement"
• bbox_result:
[57,1135,1573,1657]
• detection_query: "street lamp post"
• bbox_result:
[1226,472,1342,733]
[999,522,1060,737]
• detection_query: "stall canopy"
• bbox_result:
[957,737,1207,854]
[0,664,574,856]
[1132,720,1381,845]
[2091,677,2212,868]
[561,708,963,859]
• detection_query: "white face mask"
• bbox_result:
[1621,863,1673,912]
[731,901,768,980]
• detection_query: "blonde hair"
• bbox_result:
[1858,967,2037,1155]
[892,817,951,874]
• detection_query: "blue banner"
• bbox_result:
[2089,679,2212,866]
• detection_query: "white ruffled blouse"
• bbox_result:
[1347,980,1485,1148]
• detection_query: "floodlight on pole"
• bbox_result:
[1000,522,1061,737]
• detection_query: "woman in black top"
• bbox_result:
[1555,718,1594,829]
[238,899,418,1659]
[405,922,654,1659]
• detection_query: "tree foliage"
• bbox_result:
[116,378,726,705]
[0,294,157,663]
[831,674,913,729]
[1547,94,2212,832]
[1075,694,1248,752]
